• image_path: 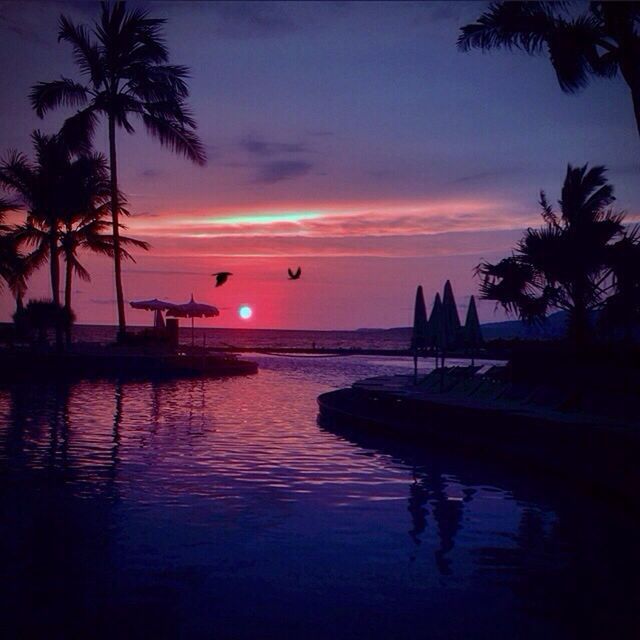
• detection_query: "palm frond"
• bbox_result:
[125,63,190,101]
[0,151,36,203]
[0,197,21,225]
[539,190,559,228]
[30,77,89,118]
[458,2,555,53]
[68,252,91,282]
[546,15,603,92]
[59,107,99,154]
[58,15,104,87]
[142,112,207,165]
[119,234,150,252]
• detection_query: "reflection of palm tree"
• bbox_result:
[105,382,124,503]
[459,2,640,138]
[408,471,429,545]
[112,382,123,466]
[3,385,30,463]
[32,2,206,336]
[601,232,640,342]
[47,383,72,476]
[476,165,624,347]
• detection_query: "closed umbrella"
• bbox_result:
[410,285,429,381]
[429,292,444,367]
[464,295,483,365]
[166,294,220,346]
[442,280,461,353]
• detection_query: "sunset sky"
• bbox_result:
[0,1,638,329]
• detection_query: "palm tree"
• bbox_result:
[600,230,640,341]
[476,164,625,347]
[60,211,149,318]
[0,132,68,307]
[59,211,149,346]
[19,299,75,346]
[0,199,42,314]
[31,1,206,337]
[56,151,148,317]
[458,2,640,138]
[1,132,148,346]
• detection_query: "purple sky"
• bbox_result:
[0,1,638,329]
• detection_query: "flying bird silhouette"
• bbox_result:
[212,272,233,287]
[288,267,302,280]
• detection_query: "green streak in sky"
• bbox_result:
[206,211,321,225]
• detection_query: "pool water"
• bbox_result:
[0,355,638,639]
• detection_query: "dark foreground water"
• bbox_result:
[1,355,639,639]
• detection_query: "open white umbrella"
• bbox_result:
[166,294,220,346]
[130,298,177,329]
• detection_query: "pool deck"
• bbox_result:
[0,344,258,382]
[318,368,640,506]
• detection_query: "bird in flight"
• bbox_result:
[212,272,233,287]
[288,267,302,280]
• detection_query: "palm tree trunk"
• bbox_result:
[619,54,640,139]
[49,232,60,306]
[631,83,640,140]
[64,251,73,347]
[64,252,72,312]
[49,230,63,351]
[108,113,126,339]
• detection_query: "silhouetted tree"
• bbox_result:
[0,199,42,314]
[600,230,640,341]
[31,1,206,337]
[476,164,625,347]
[17,299,75,345]
[56,153,149,332]
[1,132,148,345]
[0,132,70,308]
[459,2,640,138]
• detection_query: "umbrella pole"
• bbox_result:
[191,317,195,347]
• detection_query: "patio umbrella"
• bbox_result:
[442,279,461,351]
[410,285,429,381]
[130,298,177,329]
[166,294,220,346]
[463,295,483,365]
[429,292,444,367]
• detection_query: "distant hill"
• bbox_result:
[481,311,571,340]
[360,310,574,341]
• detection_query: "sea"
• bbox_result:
[0,338,638,638]
[71,323,412,350]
